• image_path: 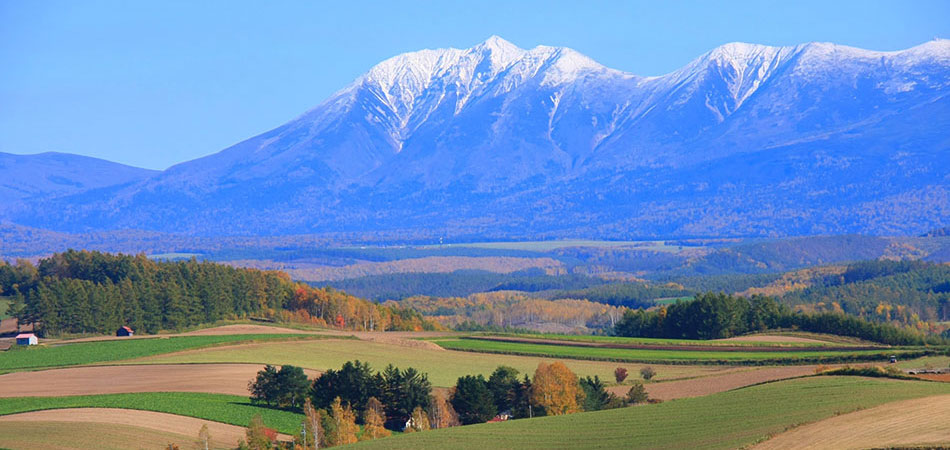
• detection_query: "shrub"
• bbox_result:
[626,382,648,405]
[614,367,628,383]
[640,366,656,381]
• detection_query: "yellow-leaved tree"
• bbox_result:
[326,397,358,446]
[530,362,584,415]
[361,397,391,440]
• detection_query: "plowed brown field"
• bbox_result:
[753,394,950,449]
[0,363,317,397]
[608,365,816,400]
[0,408,256,448]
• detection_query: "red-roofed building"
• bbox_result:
[15,333,37,346]
[116,326,134,337]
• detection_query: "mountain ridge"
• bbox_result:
[3,37,948,238]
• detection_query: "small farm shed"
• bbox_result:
[116,326,134,337]
[15,333,37,346]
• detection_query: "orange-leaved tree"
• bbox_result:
[530,362,584,415]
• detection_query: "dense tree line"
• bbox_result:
[0,250,438,336]
[613,292,937,345]
[251,360,645,446]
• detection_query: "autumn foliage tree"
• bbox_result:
[361,397,391,440]
[325,397,358,447]
[244,415,272,450]
[614,367,628,383]
[530,362,584,415]
[428,390,460,429]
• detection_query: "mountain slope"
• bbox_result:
[0,152,158,208]
[5,37,949,237]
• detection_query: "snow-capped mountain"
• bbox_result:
[5,37,949,238]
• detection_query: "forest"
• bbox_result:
[781,260,950,332]
[612,292,939,345]
[0,250,438,336]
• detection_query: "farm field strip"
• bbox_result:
[609,365,818,401]
[0,392,303,435]
[753,394,950,449]
[468,335,876,352]
[0,333,333,372]
[482,332,849,348]
[434,338,916,364]
[0,363,308,397]
[351,377,950,449]
[498,333,856,348]
[131,338,744,387]
[0,408,254,449]
[0,420,211,450]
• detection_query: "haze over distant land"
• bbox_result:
[1,37,948,239]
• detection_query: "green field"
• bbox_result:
[485,333,844,348]
[0,392,302,434]
[435,338,918,365]
[0,298,9,320]
[353,376,950,449]
[0,334,330,372]
[135,339,737,387]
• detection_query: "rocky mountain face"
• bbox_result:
[4,37,949,238]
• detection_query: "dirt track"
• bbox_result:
[0,363,319,397]
[609,365,817,401]
[753,394,950,449]
[0,408,274,447]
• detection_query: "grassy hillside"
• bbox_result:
[353,376,950,449]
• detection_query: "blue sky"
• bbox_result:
[2,0,948,169]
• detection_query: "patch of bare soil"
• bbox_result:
[914,373,950,382]
[0,317,31,335]
[608,366,816,401]
[753,394,950,449]
[0,408,287,446]
[0,363,320,397]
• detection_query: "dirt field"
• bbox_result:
[0,421,206,450]
[753,394,950,449]
[0,408,253,448]
[0,363,317,397]
[914,373,950,382]
[608,365,816,401]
